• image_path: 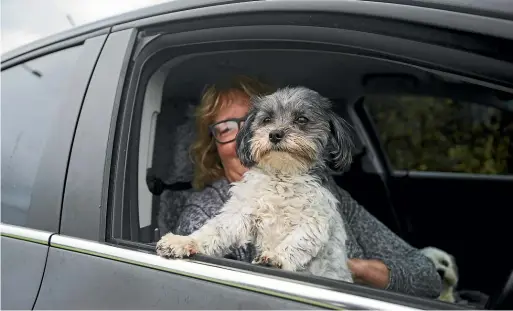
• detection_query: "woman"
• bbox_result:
[174,75,442,298]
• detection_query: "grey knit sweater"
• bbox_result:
[174,177,442,298]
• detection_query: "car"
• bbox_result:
[2,0,512,309]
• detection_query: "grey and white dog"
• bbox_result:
[156,86,354,283]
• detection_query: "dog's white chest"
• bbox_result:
[251,183,304,242]
[231,169,333,249]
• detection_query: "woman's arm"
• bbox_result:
[174,204,212,235]
[335,186,442,298]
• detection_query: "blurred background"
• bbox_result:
[1,0,169,54]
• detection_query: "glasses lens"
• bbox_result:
[212,120,239,143]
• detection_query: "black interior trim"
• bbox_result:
[146,171,193,195]
[485,269,513,310]
[354,98,395,178]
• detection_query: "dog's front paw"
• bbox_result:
[156,233,198,259]
[252,251,291,270]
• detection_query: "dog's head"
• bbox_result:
[421,247,459,288]
[236,86,353,174]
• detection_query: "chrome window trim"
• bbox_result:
[50,235,420,311]
[0,223,52,245]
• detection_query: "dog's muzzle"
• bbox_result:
[269,130,284,144]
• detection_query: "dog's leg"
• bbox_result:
[156,197,252,259]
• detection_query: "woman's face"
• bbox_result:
[213,90,251,183]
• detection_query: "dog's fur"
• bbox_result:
[421,247,459,303]
[156,86,354,282]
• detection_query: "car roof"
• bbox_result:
[363,0,513,20]
[1,0,258,62]
[2,0,512,63]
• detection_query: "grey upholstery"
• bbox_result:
[152,98,197,235]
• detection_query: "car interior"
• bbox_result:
[109,32,513,309]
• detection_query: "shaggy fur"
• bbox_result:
[421,247,459,303]
[157,86,354,282]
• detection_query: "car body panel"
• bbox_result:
[38,234,426,310]
[0,225,52,310]
[0,34,105,310]
[60,29,136,241]
[1,238,48,310]
[35,245,316,309]
[363,0,513,20]
[112,0,513,42]
[26,35,108,233]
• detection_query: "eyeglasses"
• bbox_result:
[209,116,247,144]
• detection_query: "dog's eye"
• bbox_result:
[440,259,449,267]
[295,116,309,124]
[262,117,271,124]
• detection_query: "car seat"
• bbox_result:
[144,97,198,241]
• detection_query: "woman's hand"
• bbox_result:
[348,258,390,289]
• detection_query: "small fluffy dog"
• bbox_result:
[421,246,459,303]
[156,86,354,283]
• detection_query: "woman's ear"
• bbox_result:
[236,107,257,168]
[327,112,354,171]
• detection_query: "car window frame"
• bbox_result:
[100,16,503,311]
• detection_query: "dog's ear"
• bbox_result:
[236,107,257,168]
[327,112,354,171]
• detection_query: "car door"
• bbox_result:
[32,1,512,310]
[0,34,106,309]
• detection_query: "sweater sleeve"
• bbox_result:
[337,186,442,298]
[174,204,212,236]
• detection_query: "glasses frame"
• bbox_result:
[208,116,247,144]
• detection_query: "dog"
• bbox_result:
[420,246,459,303]
[156,86,354,283]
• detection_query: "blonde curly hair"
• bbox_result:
[190,75,275,189]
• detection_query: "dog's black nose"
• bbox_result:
[437,269,445,279]
[269,130,284,144]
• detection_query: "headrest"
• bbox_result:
[151,99,197,187]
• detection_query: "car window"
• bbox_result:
[1,46,83,228]
[364,95,513,175]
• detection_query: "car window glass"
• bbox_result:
[1,46,82,228]
[364,95,513,175]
